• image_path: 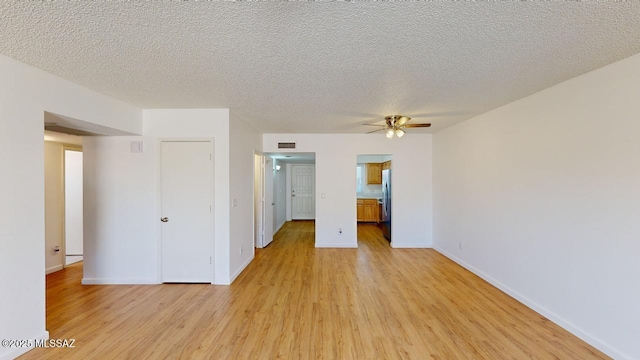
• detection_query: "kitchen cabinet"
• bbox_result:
[357,199,379,222]
[382,161,391,170]
[366,163,382,184]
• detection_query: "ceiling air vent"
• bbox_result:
[278,142,296,149]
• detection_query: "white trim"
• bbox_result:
[274,219,285,235]
[214,274,230,285]
[0,331,49,360]
[45,265,63,275]
[229,254,255,284]
[434,246,631,360]
[81,277,159,285]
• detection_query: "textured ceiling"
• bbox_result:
[2,1,640,134]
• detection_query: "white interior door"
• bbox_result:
[263,158,274,246]
[291,165,315,220]
[161,141,213,283]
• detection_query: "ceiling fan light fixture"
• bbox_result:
[386,129,395,138]
[366,114,430,138]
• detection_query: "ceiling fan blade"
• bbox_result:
[395,116,412,126]
[404,123,432,128]
[366,128,386,134]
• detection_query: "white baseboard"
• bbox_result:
[434,246,631,360]
[214,276,230,285]
[0,330,48,360]
[81,277,159,285]
[229,254,255,284]
[45,264,63,275]
[274,220,285,235]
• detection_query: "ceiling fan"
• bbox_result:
[365,115,431,138]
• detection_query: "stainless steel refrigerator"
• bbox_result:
[380,168,391,241]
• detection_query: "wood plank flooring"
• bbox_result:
[22,221,608,359]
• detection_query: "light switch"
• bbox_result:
[232,199,237,207]
[321,193,326,199]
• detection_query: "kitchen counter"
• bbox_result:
[357,196,382,207]
[357,193,382,200]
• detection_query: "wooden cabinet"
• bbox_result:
[366,163,382,184]
[382,161,391,170]
[357,199,379,222]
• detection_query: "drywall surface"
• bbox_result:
[44,142,64,274]
[263,134,433,248]
[82,136,158,284]
[273,159,287,233]
[229,115,262,281]
[83,109,233,284]
[433,52,640,359]
[64,150,83,264]
[0,54,140,360]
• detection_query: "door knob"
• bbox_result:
[161,217,169,222]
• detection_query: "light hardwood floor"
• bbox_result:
[22,221,607,359]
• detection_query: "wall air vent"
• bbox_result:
[277,142,296,149]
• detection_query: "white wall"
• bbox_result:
[273,159,287,233]
[0,54,141,360]
[229,115,262,281]
[64,150,83,264]
[433,53,640,360]
[82,136,158,284]
[263,134,433,248]
[83,109,235,284]
[44,142,64,274]
[147,109,232,284]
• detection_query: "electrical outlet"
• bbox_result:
[339,228,343,235]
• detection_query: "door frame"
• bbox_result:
[254,152,276,248]
[157,138,215,284]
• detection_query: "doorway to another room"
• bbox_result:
[44,130,84,275]
[255,152,316,249]
[356,154,392,246]
[64,148,84,265]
